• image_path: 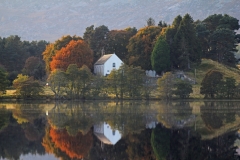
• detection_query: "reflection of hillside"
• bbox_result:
[199,101,240,140]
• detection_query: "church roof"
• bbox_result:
[94,54,113,65]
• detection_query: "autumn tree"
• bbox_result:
[127,26,162,70]
[151,36,171,74]
[50,40,93,71]
[42,35,82,73]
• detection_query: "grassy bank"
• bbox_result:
[1,59,240,100]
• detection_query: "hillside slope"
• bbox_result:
[185,59,240,98]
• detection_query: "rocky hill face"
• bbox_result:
[0,0,239,41]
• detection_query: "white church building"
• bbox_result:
[94,53,123,76]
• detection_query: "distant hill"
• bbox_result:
[0,0,239,41]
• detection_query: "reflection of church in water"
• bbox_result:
[94,122,122,145]
[93,120,158,146]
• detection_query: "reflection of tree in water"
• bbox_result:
[126,129,155,160]
[0,107,12,131]
[49,127,93,159]
[151,123,239,160]
[0,111,45,160]
[12,103,45,124]
[201,101,239,130]
[89,128,155,160]
[201,102,223,130]
[104,101,153,135]
[151,124,171,160]
[47,102,94,135]
[201,130,239,160]
[42,126,72,160]
[89,133,128,160]
[173,101,192,120]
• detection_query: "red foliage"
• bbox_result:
[49,127,93,159]
[50,40,93,71]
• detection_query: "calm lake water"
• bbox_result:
[0,100,240,160]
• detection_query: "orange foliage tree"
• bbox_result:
[49,127,93,159]
[50,40,93,71]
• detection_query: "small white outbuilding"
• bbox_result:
[94,53,123,76]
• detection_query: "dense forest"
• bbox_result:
[0,13,239,99]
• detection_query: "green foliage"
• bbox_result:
[208,28,237,67]
[22,56,45,80]
[47,70,67,99]
[107,64,146,99]
[174,80,193,98]
[201,14,239,67]
[216,77,236,98]
[13,74,44,98]
[147,17,155,26]
[173,14,202,69]
[83,25,109,62]
[200,70,223,98]
[203,14,239,33]
[0,36,48,82]
[151,125,170,160]
[78,65,93,98]
[105,29,136,63]
[151,36,171,74]
[158,20,167,27]
[0,108,11,131]
[157,72,175,100]
[48,65,93,99]
[90,76,106,98]
[0,68,9,95]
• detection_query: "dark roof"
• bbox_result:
[94,54,113,65]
